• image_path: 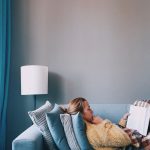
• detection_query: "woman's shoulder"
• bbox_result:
[85,119,113,128]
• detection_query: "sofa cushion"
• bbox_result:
[28,101,58,150]
[60,114,80,150]
[46,104,70,150]
[71,112,93,150]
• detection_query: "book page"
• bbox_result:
[126,105,150,136]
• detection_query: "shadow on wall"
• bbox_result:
[37,72,65,107]
[48,72,65,103]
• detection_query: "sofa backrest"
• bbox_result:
[62,104,128,123]
[90,104,128,123]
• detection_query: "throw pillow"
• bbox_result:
[28,101,58,150]
[60,114,80,150]
[46,104,70,150]
[71,112,93,150]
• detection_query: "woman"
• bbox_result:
[66,97,135,150]
[67,97,128,126]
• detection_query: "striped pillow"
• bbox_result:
[60,114,80,150]
[28,101,58,150]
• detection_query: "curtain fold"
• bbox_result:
[0,0,11,149]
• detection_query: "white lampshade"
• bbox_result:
[21,65,48,95]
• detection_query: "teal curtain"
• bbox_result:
[0,0,11,149]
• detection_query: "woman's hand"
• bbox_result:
[122,113,130,120]
[119,113,130,128]
[92,116,103,124]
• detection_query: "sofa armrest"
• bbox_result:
[12,125,44,150]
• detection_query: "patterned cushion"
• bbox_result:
[142,129,150,149]
[28,101,58,150]
[60,114,80,150]
[71,112,93,150]
[46,104,70,150]
[123,128,142,148]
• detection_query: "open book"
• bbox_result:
[126,105,150,136]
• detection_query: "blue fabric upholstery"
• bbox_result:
[90,104,128,123]
[12,125,44,150]
[46,104,70,150]
[72,112,93,150]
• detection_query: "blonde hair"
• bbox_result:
[67,97,87,115]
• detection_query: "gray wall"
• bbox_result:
[7,0,150,149]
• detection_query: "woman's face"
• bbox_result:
[82,100,94,122]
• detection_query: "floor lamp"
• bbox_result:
[21,65,48,109]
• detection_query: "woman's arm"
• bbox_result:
[118,113,130,127]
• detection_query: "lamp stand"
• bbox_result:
[34,95,36,109]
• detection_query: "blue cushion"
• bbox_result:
[71,112,93,150]
[46,104,70,150]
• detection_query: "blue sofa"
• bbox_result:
[12,104,142,150]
